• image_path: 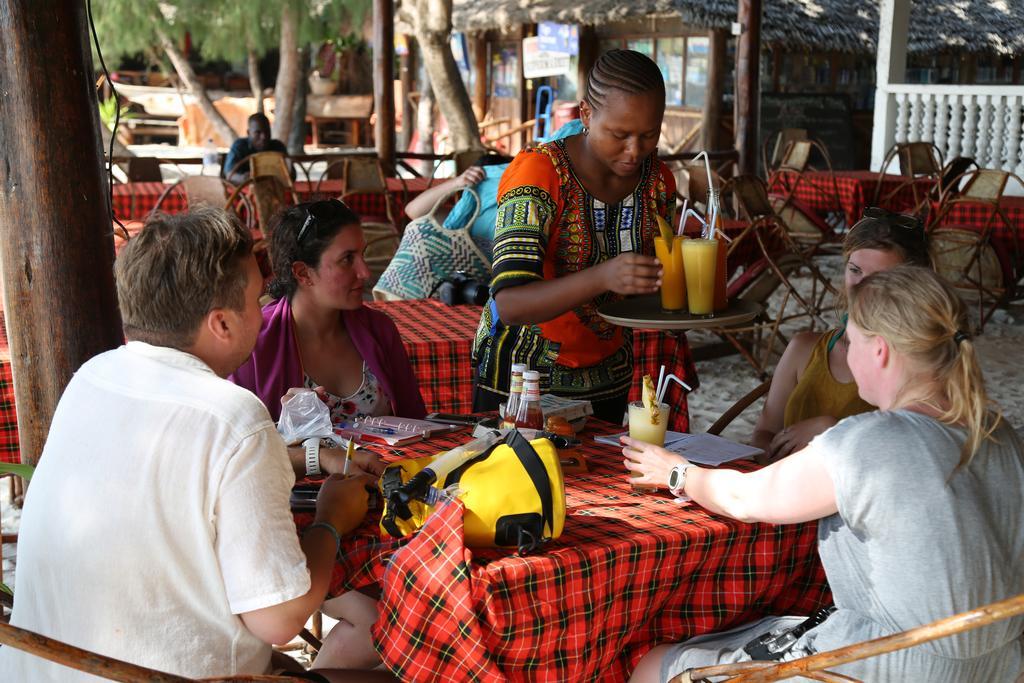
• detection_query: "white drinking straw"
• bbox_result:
[656,365,666,404]
[656,373,693,404]
[676,198,689,236]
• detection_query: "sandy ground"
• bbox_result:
[3,256,1024,662]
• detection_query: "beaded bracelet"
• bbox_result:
[303,521,341,558]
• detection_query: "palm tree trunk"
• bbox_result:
[413,0,483,154]
[271,2,300,142]
[248,49,264,115]
[154,25,237,145]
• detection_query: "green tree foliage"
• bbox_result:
[92,0,371,66]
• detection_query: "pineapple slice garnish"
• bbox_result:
[655,214,675,245]
[642,374,661,426]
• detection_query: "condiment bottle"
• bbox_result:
[514,370,544,430]
[502,363,527,428]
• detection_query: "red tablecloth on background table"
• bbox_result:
[366,299,699,432]
[769,170,936,227]
[306,422,829,681]
[937,196,1024,260]
[111,177,442,223]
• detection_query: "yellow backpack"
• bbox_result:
[379,430,565,552]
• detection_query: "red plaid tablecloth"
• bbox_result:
[366,299,699,432]
[310,423,829,681]
[111,177,442,223]
[0,318,19,465]
[937,196,1024,256]
[769,170,936,227]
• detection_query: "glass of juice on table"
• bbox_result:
[627,400,669,491]
[682,238,718,316]
[654,236,686,312]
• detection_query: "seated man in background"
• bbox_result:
[225,112,289,184]
[0,208,392,682]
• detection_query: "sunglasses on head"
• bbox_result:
[296,199,348,246]
[860,206,924,234]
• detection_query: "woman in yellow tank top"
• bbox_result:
[751,208,931,462]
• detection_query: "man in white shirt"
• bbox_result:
[0,209,393,682]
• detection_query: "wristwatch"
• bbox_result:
[303,437,322,476]
[668,462,694,497]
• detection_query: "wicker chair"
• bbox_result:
[315,156,404,227]
[151,176,239,215]
[928,168,1024,331]
[730,174,838,333]
[766,139,843,249]
[225,176,294,244]
[761,128,809,176]
[671,593,1024,682]
[874,142,943,219]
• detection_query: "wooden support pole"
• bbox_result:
[703,28,727,152]
[398,39,415,151]
[373,0,396,172]
[577,25,598,102]
[0,0,123,467]
[734,0,763,176]
[472,32,489,122]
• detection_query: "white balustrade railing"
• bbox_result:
[871,84,1024,175]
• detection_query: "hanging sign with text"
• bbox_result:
[522,36,572,79]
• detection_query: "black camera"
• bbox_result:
[435,271,489,306]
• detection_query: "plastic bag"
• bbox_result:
[277,388,335,445]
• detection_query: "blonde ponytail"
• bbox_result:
[848,266,1001,468]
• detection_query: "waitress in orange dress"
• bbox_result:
[472,49,688,424]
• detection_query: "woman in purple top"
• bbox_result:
[231,199,426,477]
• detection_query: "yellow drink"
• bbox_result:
[628,400,669,491]
[654,236,686,312]
[682,238,719,315]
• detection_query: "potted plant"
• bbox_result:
[309,39,342,96]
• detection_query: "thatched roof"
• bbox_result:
[450,0,1024,55]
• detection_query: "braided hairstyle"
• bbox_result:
[583,49,666,111]
[267,201,361,300]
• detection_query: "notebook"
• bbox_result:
[334,416,457,447]
[594,431,763,466]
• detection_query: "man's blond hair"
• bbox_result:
[116,208,253,348]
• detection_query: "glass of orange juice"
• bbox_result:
[627,400,669,491]
[682,238,719,316]
[654,236,686,312]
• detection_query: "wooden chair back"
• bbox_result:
[341,155,388,194]
[897,141,943,177]
[730,175,775,220]
[762,128,808,173]
[126,157,163,182]
[777,139,813,174]
[249,152,293,190]
[181,176,232,209]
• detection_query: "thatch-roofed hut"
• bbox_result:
[452,0,1024,56]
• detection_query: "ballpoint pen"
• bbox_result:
[360,425,397,435]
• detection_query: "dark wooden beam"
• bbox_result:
[577,25,598,102]
[734,0,764,176]
[373,0,396,171]
[703,28,727,151]
[0,0,123,466]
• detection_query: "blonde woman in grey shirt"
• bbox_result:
[624,265,1024,683]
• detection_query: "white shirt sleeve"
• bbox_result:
[214,425,311,614]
